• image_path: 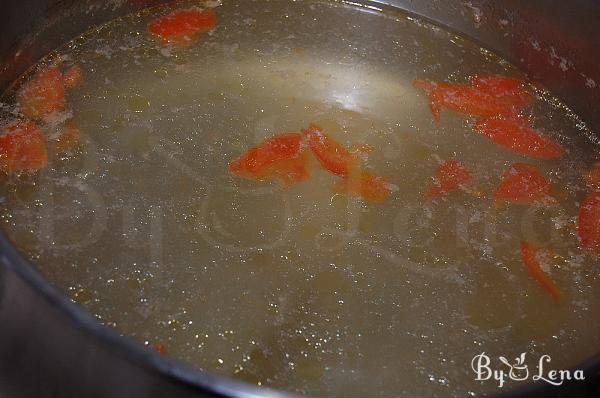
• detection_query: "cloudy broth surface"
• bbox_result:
[1,1,599,397]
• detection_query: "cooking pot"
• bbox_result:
[0,1,599,397]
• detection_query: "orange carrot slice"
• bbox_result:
[470,75,524,92]
[0,121,48,173]
[336,170,396,203]
[424,160,472,199]
[53,120,80,154]
[229,132,310,185]
[303,124,395,202]
[578,191,600,253]
[63,65,84,88]
[520,241,562,301]
[148,8,216,45]
[469,75,533,108]
[494,163,551,204]
[474,117,565,159]
[153,343,167,354]
[254,151,311,186]
[17,67,65,120]
[303,123,358,178]
[413,79,523,121]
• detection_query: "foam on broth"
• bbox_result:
[1,0,599,397]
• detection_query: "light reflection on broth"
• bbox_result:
[1,0,599,397]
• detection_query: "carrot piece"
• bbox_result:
[413,79,523,120]
[336,170,396,203]
[63,65,84,88]
[0,121,48,173]
[494,163,551,204]
[474,117,566,159]
[53,120,80,154]
[303,123,358,178]
[148,8,216,44]
[578,191,600,253]
[433,85,520,118]
[253,151,311,186]
[424,160,472,199]
[153,343,167,354]
[520,241,562,301]
[470,75,524,92]
[229,132,310,185]
[469,75,533,108]
[17,67,65,120]
[229,133,304,172]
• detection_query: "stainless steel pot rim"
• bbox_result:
[0,1,599,397]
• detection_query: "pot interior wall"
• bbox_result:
[0,1,599,398]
